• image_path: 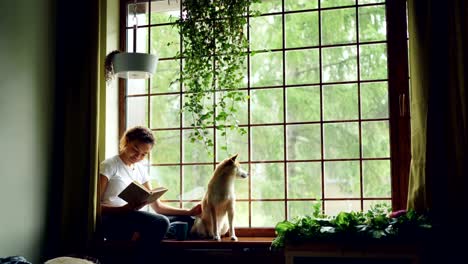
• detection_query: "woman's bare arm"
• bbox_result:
[143,182,201,216]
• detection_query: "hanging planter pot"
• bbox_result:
[105,0,158,80]
[112,52,158,79]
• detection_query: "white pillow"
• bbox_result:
[44,257,95,264]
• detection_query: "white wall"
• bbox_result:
[0,0,53,262]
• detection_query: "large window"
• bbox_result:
[119,0,410,230]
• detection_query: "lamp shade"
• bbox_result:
[112,52,158,79]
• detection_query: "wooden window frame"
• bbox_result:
[117,0,410,236]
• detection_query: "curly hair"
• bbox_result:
[119,126,155,152]
[104,50,122,82]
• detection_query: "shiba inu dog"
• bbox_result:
[190,154,248,241]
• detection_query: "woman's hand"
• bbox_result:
[188,203,202,216]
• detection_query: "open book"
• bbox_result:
[118,181,168,205]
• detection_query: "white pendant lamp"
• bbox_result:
[113,52,158,79]
[112,0,158,79]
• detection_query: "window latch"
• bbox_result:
[399,93,406,117]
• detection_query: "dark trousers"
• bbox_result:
[101,211,195,263]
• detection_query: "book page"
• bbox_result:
[146,187,168,204]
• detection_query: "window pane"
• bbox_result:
[252,201,284,227]
[363,160,391,198]
[285,0,318,11]
[151,130,180,164]
[251,89,283,124]
[324,161,360,198]
[182,165,213,200]
[235,56,248,89]
[150,166,180,200]
[151,59,180,94]
[149,0,180,24]
[234,201,249,227]
[321,0,355,8]
[361,120,390,158]
[324,122,359,159]
[182,95,213,127]
[183,129,213,163]
[150,94,180,129]
[358,5,386,42]
[359,43,388,80]
[286,49,320,85]
[251,163,284,199]
[322,46,358,83]
[358,0,385,4]
[287,162,322,199]
[286,86,321,122]
[127,28,148,53]
[235,170,249,200]
[216,129,248,163]
[251,126,284,161]
[363,200,391,212]
[251,51,283,87]
[127,3,148,27]
[323,83,358,121]
[215,91,248,126]
[127,79,148,95]
[250,15,283,51]
[127,96,148,128]
[324,200,360,216]
[251,0,282,14]
[321,8,356,45]
[287,124,321,160]
[151,25,180,58]
[360,81,389,119]
[285,12,319,48]
[288,201,321,220]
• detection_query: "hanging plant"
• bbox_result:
[174,0,260,155]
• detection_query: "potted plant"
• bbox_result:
[271,203,432,249]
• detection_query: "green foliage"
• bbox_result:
[271,204,432,248]
[174,0,259,155]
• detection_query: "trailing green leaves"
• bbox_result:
[174,0,259,155]
[271,204,432,249]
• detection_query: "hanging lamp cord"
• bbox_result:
[132,0,138,53]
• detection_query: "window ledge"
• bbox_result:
[161,237,275,250]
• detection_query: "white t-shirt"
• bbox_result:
[100,155,149,207]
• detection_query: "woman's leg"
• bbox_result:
[102,211,170,263]
[102,211,170,241]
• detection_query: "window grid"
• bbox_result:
[119,0,407,229]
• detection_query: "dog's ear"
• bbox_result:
[230,153,238,162]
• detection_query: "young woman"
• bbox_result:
[99,126,201,261]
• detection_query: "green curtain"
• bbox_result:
[407,0,467,261]
[407,0,468,216]
[42,0,105,260]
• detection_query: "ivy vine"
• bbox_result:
[174,0,260,156]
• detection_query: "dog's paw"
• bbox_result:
[213,235,221,241]
[230,235,238,241]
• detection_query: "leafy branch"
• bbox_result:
[173,0,259,156]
